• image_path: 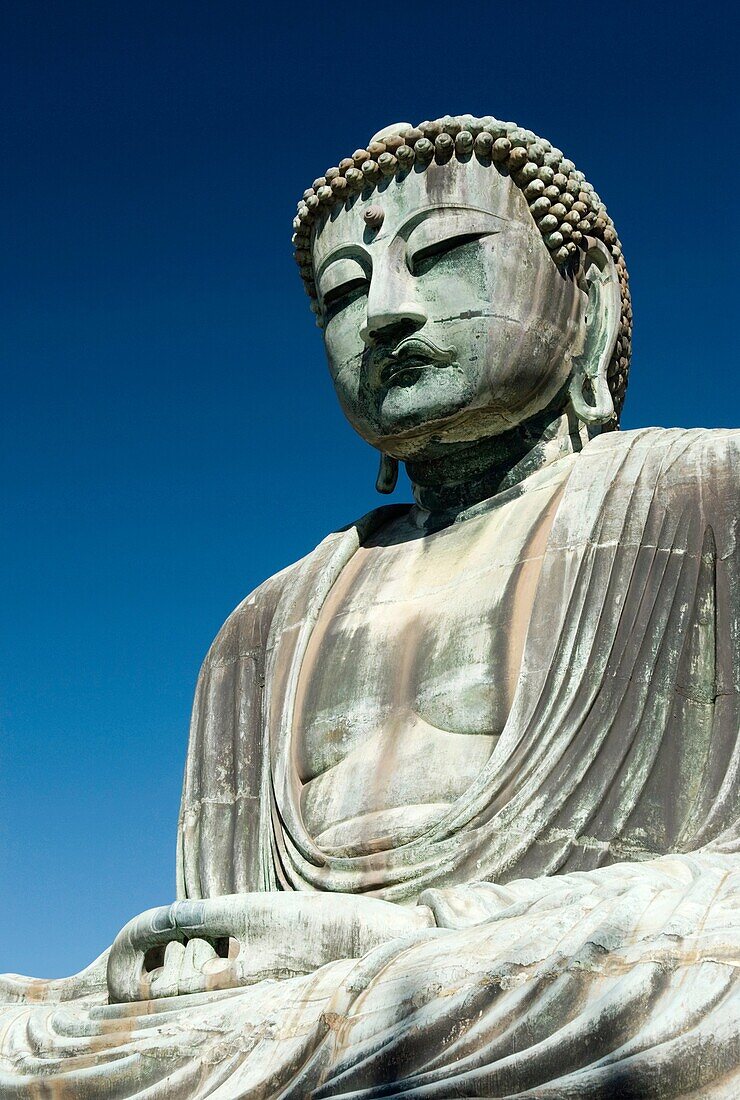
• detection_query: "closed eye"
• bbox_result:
[405,208,503,276]
[318,255,369,318]
[322,277,368,317]
[411,232,490,274]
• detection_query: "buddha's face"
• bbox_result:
[312,158,587,460]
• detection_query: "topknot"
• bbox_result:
[292,115,632,419]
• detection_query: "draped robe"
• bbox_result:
[2,427,740,1098]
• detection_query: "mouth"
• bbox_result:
[380,336,457,386]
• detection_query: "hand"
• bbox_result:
[107,892,434,1003]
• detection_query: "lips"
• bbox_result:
[391,336,456,364]
[380,335,456,386]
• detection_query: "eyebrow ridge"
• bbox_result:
[314,244,371,283]
[315,203,510,280]
[394,203,508,242]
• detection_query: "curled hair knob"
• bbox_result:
[364,205,384,229]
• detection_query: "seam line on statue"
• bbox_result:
[183,795,260,808]
[208,648,262,669]
[672,685,727,704]
[437,311,524,325]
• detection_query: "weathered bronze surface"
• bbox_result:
[2,115,738,1098]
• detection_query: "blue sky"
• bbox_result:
[1,1,738,977]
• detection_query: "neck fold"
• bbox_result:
[406,402,596,519]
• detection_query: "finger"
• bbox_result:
[201,954,237,991]
[150,940,185,999]
[179,938,217,995]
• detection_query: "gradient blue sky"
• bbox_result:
[2,2,738,977]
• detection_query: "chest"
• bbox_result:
[294,475,565,784]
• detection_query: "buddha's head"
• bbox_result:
[293,116,631,473]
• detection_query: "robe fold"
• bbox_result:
[3,427,740,1098]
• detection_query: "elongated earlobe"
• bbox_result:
[376,453,399,494]
[569,238,621,426]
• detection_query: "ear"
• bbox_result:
[375,452,399,494]
[568,236,621,425]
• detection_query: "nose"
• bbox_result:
[359,255,427,346]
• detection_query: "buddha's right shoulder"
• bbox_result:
[202,504,408,669]
[201,556,306,669]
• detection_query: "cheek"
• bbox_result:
[323,302,366,382]
[435,316,494,371]
[459,238,583,409]
[477,305,582,412]
[483,236,581,361]
[322,310,377,433]
[416,248,491,318]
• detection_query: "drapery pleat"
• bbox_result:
[177,428,740,901]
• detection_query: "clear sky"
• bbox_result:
[1,2,738,977]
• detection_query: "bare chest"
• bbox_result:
[293,466,569,853]
[295,542,523,775]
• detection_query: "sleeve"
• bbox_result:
[176,569,290,900]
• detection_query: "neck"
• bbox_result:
[406,402,594,518]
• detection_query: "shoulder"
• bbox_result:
[579,427,740,543]
[202,503,407,670]
[201,558,304,671]
[585,426,740,480]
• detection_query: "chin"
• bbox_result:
[372,367,477,448]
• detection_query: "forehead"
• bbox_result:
[312,157,530,268]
